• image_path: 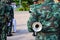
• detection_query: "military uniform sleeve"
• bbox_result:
[10,7,14,19]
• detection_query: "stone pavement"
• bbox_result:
[7,11,35,40]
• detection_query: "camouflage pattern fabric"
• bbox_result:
[0,1,9,40]
[27,0,60,40]
[6,4,14,35]
[35,0,60,40]
[27,4,41,32]
[35,32,58,40]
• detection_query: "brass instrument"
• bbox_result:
[32,22,42,36]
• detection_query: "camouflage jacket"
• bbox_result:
[5,4,14,20]
[0,2,8,23]
[36,0,60,32]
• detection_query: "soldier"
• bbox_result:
[6,0,14,36]
[27,0,44,36]
[0,0,10,40]
[27,0,60,40]
[28,0,38,32]
[27,0,39,33]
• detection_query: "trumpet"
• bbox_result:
[32,22,42,36]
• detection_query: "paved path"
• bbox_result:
[7,11,35,40]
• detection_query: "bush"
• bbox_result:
[19,8,24,11]
[25,7,29,11]
[16,7,23,11]
[16,7,29,11]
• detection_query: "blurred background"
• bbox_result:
[8,0,33,11]
[8,0,58,11]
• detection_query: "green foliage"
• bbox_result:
[19,8,24,11]
[22,1,27,7]
[12,0,33,11]
[12,0,33,5]
[22,0,33,5]
[12,0,19,5]
[27,0,33,5]
[16,7,29,11]
[16,7,24,11]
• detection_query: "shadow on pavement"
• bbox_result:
[15,29,29,36]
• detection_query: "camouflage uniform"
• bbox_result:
[0,1,9,40]
[7,5,14,36]
[6,1,14,36]
[54,1,60,40]
[27,0,42,36]
[35,0,60,40]
[27,3,41,32]
[27,0,60,40]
